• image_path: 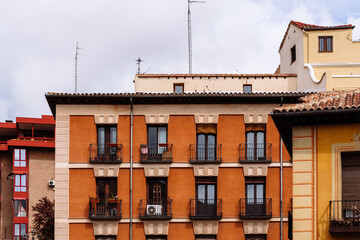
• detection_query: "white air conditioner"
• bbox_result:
[48,180,55,187]
[146,204,162,215]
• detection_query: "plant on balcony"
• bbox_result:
[88,195,99,203]
[108,193,120,203]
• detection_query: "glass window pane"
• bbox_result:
[14,200,20,216]
[197,134,206,160]
[197,185,205,203]
[14,224,20,235]
[148,127,157,145]
[174,85,183,94]
[15,175,20,185]
[256,184,264,202]
[246,132,255,160]
[14,160,20,167]
[21,149,26,160]
[15,149,19,160]
[257,132,265,159]
[21,224,26,235]
[207,135,216,160]
[244,85,252,93]
[327,38,332,51]
[247,184,255,203]
[207,185,215,203]
[20,161,26,167]
[98,127,105,154]
[21,175,26,186]
[319,38,324,51]
[158,127,167,153]
[110,127,117,144]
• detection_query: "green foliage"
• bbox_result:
[32,197,54,240]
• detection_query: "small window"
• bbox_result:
[14,149,26,167]
[291,45,296,63]
[14,200,27,217]
[173,83,184,94]
[14,223,27,240]
[243,85,252,93]
[319,36,333,52]
[14,175,27,192]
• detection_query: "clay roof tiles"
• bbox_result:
[273,89,360,113]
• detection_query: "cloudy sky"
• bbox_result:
[1,0,360,121]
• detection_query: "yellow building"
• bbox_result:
[279,21,360,92]
[272,89,360,239]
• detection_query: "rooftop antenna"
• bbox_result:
[136,57,143,74]
[75,42,81,93]
[188,0,205,74]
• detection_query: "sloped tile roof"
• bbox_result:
[273,89,360,113]
[279,20,354,51]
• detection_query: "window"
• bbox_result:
[196,125,217,161]
[14,200,27,217]
[147,178,167,205]
[14,175,27,192]
[196,177,217,216]
[147,126,167,155]
[245,235,266,240]
[146,236,167,240]
[243,85,252,93]
[245,124,266,161]
[173,83,184,94]
[14,149,26,167]
[319,36,333,52]
[195,236,216,240]
[14,223,27,240]
[95,237,116,240]
[291,45,296,63]
[97,126,117,160]
[246,178,266,216]
[96,178,117,201]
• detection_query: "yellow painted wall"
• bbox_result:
[316,124,359,240]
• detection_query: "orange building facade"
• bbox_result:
[46,82,304,240]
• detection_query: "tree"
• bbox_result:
[32,197,54,240]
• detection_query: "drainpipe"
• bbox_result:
[130,97,134,240]
[280,138,283,240]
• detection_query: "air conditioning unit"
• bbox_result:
[48,180,55,187]
[146,204,162,215]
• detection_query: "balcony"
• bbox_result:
[239,198,272,219]
[89,199,122,220]
[239,143,272,163]
[330,200,360,233]
[140,144,173,163]
[139,198,172,220]
[89,143,122,164]
[190,199,222,220]
[189,144,222,164]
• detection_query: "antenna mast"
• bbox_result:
[75,42,80,93]
[188,0,205,74]
[136,57,143,74]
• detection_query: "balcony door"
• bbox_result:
[148,126,167,157]
[196,178,216,217]
[96,178,117,216]
[246,178,265,216]
[196,125,217,161]
[246,125,265,161]
[97,126,117,158]
[147,178,167,215]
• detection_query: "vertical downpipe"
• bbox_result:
[130,97,134,240]
[280,138,283,240]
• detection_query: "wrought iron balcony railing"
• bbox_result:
[330,200,360,233]
[239,198,272,219]
[239,143,272,163]
[89,199,122,220]
[189,144,222,163]
[190,199,222,219]
[89,143,122,164]
[140,144,173,163]
[139,198,172,220]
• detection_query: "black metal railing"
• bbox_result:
[239,198,272,219]
[330,200,360,233]
[190,199,222,219]
[140,144,173,163]
[189,144,222,163]
[139,198,172,219]
[239,143,272,162]
[89,199,122,220]
[89,143,122,164]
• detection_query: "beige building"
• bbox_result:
[279,20,360,92]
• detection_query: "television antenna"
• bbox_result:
[136,57,143,74]
[188,0,205,74]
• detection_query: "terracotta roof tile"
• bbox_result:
[136,73,296,78]
[273,89,360,113]
[279,20,354,51]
